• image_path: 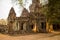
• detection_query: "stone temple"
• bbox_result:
[7,0,46,34]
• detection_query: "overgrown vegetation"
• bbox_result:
[46,0,60,24]
[13,0,60,24]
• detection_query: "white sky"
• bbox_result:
[0,0,12,19]
[0,0,32,19]
[0,0,48,19]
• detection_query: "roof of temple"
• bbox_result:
[8,7,16,16]
[20,8,30,17]
[8,7,16,19]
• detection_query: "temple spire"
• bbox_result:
[8,7,16,20]
[29,0,41,13]
[21,8,29,17]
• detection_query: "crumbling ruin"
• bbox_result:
[7,0,46,34]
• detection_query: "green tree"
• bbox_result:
[47,0,60,24]
[18,0,23,6]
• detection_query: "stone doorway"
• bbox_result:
[53,24,60,31]
[30,25,34,30]
[21,23,24,30]
[29,24,35,32]
[41,22,46,32]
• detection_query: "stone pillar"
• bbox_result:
[26,23,31,32]
[38,21,42,32]
[19,22,21,31]
[17,22,20,31]
[23,22,27,31]
[8,22,14,34]
[13,21,16,31]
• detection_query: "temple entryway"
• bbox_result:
[29,24,34,32]
[41,22,46,32]
[53,24,60,31]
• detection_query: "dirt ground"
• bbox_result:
[0,32,60,40]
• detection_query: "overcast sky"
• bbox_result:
[0,0,48,19]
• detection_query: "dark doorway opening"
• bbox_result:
[30,25,34,29]
[53,24,60,31]
[41,22,46,32]
[21,23,23,30]
[0,29,5,33]
[41,22,46,29]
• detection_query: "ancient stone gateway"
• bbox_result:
[7,0,47,34]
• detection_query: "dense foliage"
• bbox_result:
[47,0,60,24]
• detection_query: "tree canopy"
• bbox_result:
[47,0,60,24]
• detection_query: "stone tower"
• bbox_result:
[21,8,29,17]
[8,7,16,21]
[29,0,46,32]
[8,7,16,34]
[29,0,41,13]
